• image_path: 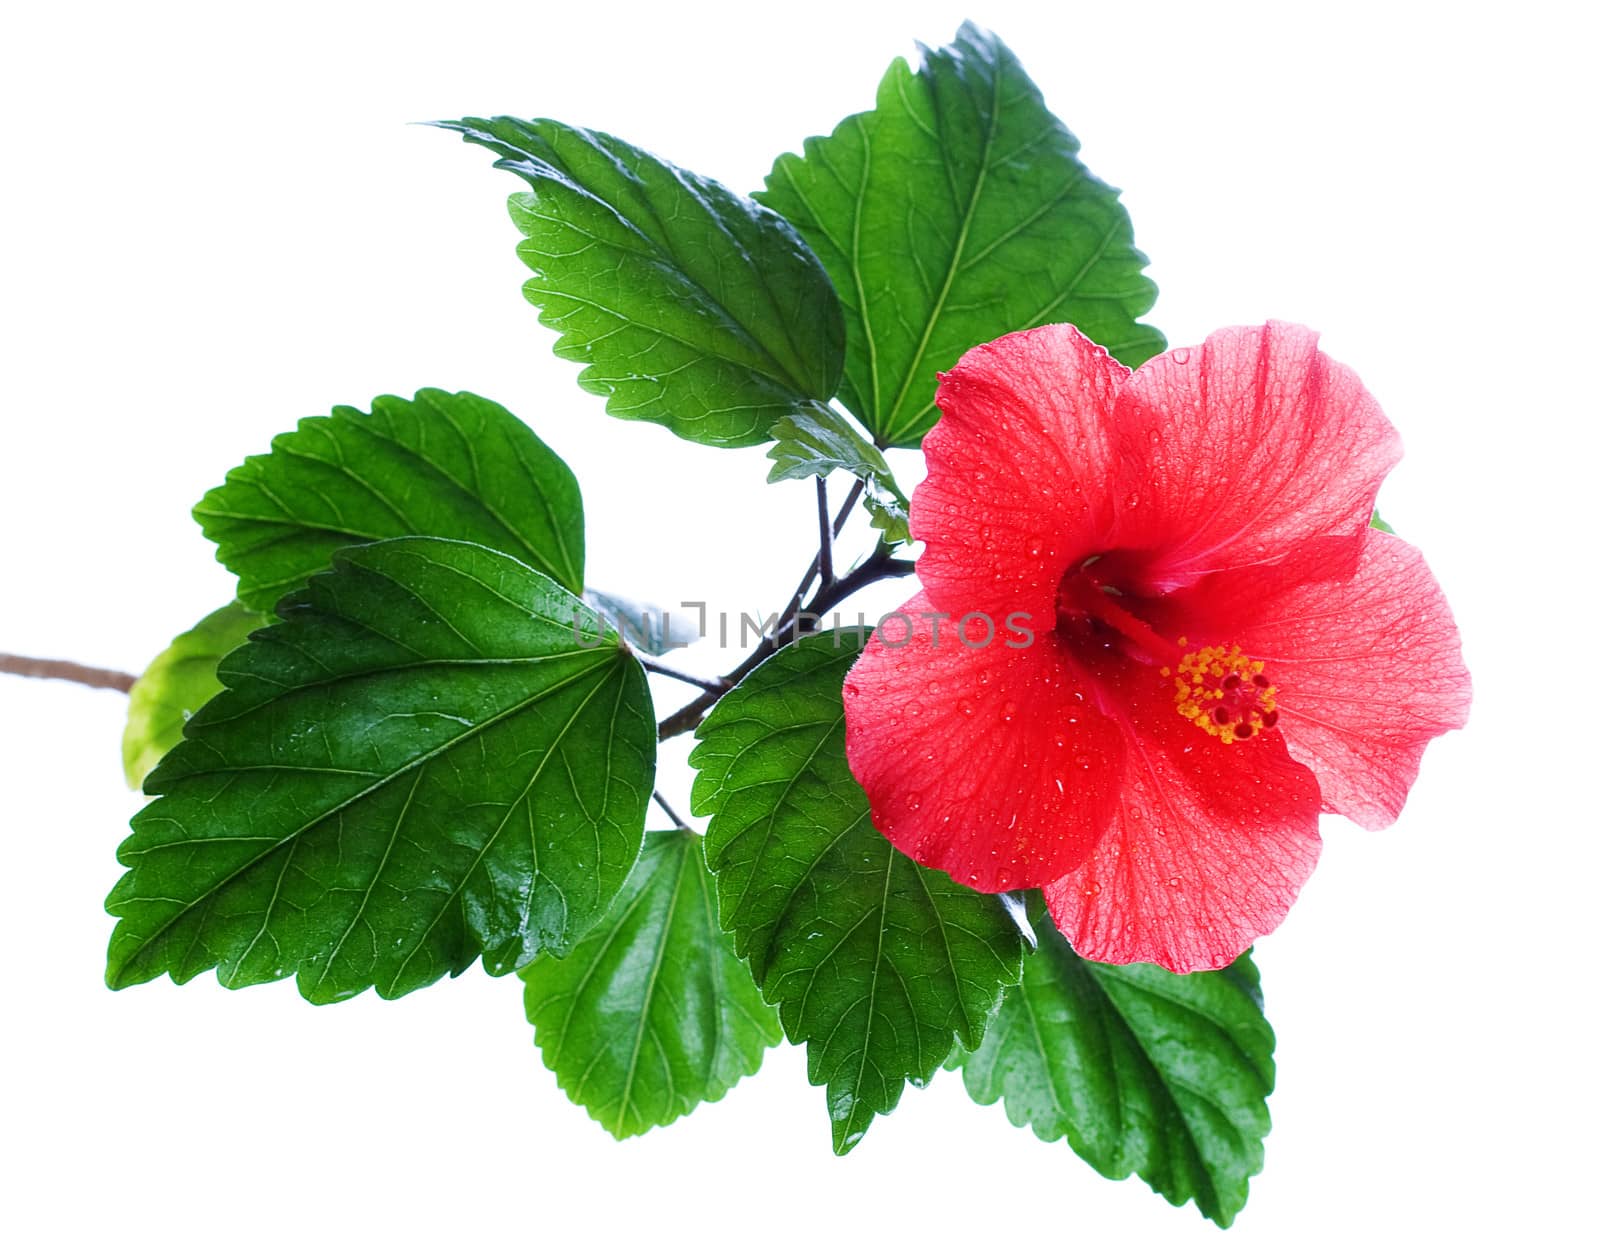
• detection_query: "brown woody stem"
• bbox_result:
[0,652,137,693]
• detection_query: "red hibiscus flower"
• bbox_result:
[842,322,1470,973]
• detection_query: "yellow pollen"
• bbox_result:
[1171,640,1278,745]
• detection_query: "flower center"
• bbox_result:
[1054,557,1179,664]
[1056,559,1278,745]
[1161,640,1279,744]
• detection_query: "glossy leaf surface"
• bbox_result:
[691,634,1024,1152]
[107,539,654,1002]
[767,407,911,544]
[441,117,845,448]
[760,23,1164,447]
[957,901,1273,1227]
[521,829,781,1138]
[195,389,584,611]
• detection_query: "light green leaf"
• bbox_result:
[195,388,584,612]
[767,407,911,545]
[521,829,781,1138]
[582,588,700,656]
[121,602,266,789]
[760,22,1164,447]
[690,634,1024,1153]
[106,538,655,1003]
[956,900,1273,1227]
[1371,509,1395,533]
[439,117,845,449]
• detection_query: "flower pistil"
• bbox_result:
[1056,560,1279,746]
[1166,641,1279,745]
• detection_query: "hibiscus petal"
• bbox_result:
[912,324,1130,622]
[1111,322,1401,588]
[1165,530,1470,829]
[1044,660,1323,973]
[843,591,1125,891]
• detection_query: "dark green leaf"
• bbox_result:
[521,829,781,1138]
[956,901,1273,1227]
[760,22,1164,447]
[690,634,1024,1153]
[767,407,911,545]
[439,117,845,449]
[106,538,655,1003]
[121,602,266,788]
[195,389,584,612]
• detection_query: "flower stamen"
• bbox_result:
[1161,639,1279,744]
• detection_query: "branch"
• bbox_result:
[815,478,834,588]
[637,656,729,694]
[652,789,691,831]
[773,477,866,647]
[656,543,913,743]
[0,652,137,693]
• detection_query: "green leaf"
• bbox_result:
[582,588,700,656]
[1371,509,1395,533]
[759,22,1164,448]
[767,407,911,545]
[195,389,584,612]
[955,900,1273,1227]
[521,829,781,1138]
[106,538,655,1003]
[121,602,266,789]
[690,634,1024,1153]
[439,117,845,449]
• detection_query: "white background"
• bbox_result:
[2,1,1595,1245]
